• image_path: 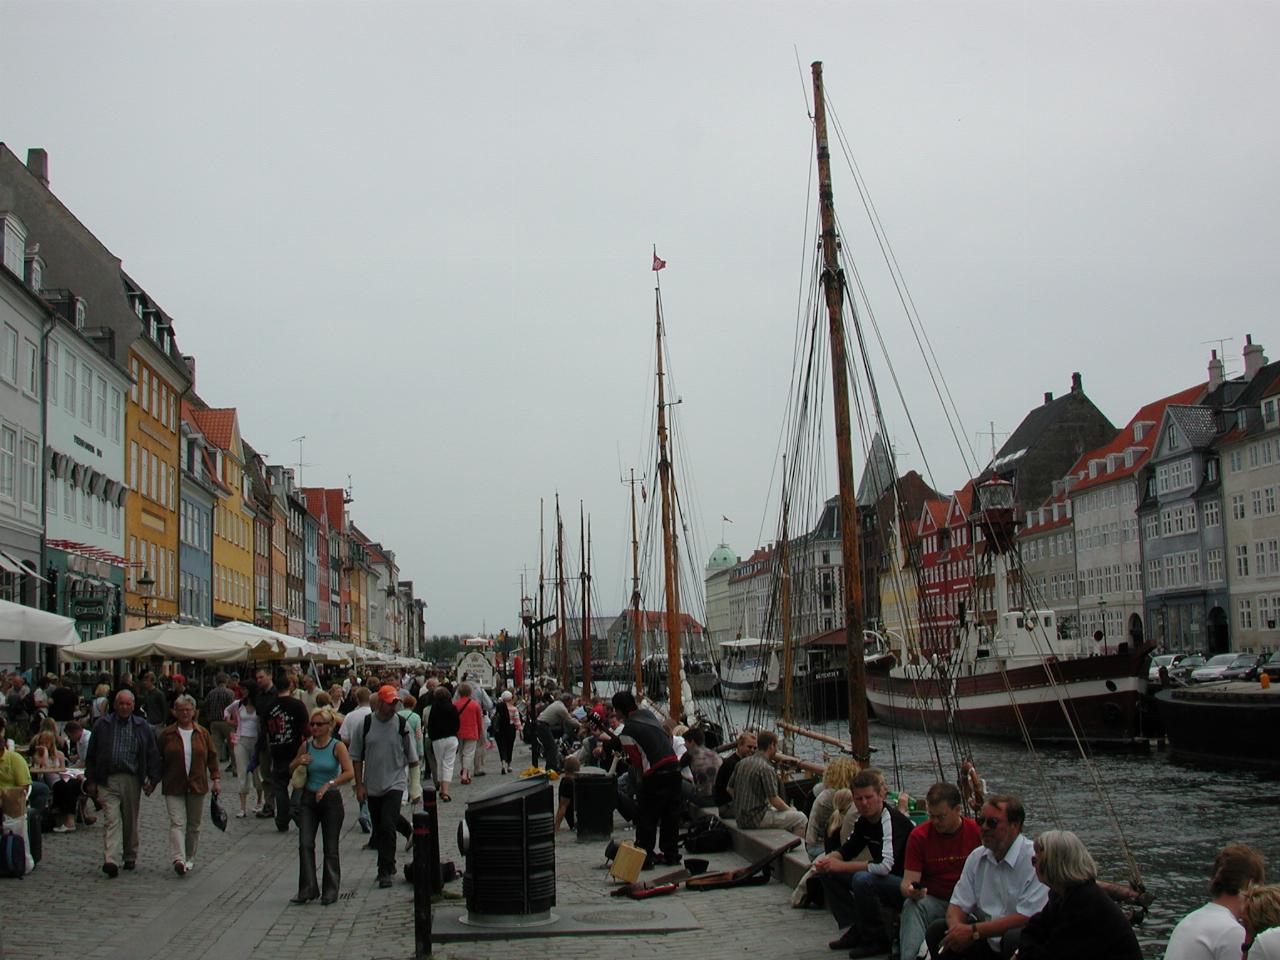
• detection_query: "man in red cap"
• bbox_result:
[351,685,420,887]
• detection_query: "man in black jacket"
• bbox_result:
[256,668,309,831]
[814,768,915,956]
[611,690,681,868]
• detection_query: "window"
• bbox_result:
[1203,500,1221,527]
[96,376,107,433]
[1156,458,1195,494]
[168,395,176,434]
[63,352,78,416]
[24,340,38,396]
[140,367,149,413]
[2,324,18,383]
[1232,494,1246,521]
[0,426,15,498]
[130,358,139,403]
[1264,398,1279,426]
[141,448,150,499]
[150,376,158,421]
[78,360,90,423]
[1249,444,1261,469]
[1238,599,1253,631]
[47,475,57,515]
[110,388,122,442]
[1266,539,1280,576]
[63,477,73,518]
[1265,486,1278,516]
[1253,489,1264,516]
[81,486,92,526]
[20,436,37,507]
[97,495,106,531]
[1207,548,1224,582]
[111,503,121,537]
[47,341,58,405]
[1142,514,1159,541]
[1230,449,1243,472]
[1236,545,1250,578]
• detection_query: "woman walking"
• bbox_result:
[492,690,521,774]
[225,692,264,817]
[453,683,484,785]
[289,706,353,905]
[427,686,459,801]
[158,694,220,876]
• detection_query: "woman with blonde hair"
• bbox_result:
[805,758,860,858]
[289,705,354,905]
[1017,829,1140,960]
[1244,885,1280,960]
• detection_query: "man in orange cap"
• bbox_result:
[350,685,420,887]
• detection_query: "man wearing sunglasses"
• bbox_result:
[925,794,1048,959]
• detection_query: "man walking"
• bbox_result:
[727,731,807,836]
[84,690,161,877]
[926,794,1048,960]
[351,685,420,888]
[203,674,235,771]
[138,671,169,735]
[899,782,982,960]
[612,690,682,868]
[262,668,310,832]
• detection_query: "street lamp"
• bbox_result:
[138,569,156,627]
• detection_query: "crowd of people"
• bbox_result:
[3,666,1278,960]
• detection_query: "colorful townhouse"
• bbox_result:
[178,407,224,625]
[188,405,254,625]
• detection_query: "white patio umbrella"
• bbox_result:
[0,598,81,647]
[59,622,275,663]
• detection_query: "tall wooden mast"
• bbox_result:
[812,61,870,762]
[628,469,644,695]
[779,459,795,733]
[580,502,593,700]
[555,494,569,686]
[654,287,684,720]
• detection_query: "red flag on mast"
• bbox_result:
[652,250,667,272]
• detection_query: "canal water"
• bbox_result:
[713,697,1280,957]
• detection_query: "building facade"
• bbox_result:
[178,412,221,625]
[189,407,253,625]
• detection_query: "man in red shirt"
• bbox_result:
[899,782,982,960]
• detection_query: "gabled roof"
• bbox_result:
[1165,404,1220,449]
[1067,383,1204,494]
[188,407,237,452]
[918,499,948,534]
[946,481,974,528]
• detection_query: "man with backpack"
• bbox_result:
[350,685,420,888]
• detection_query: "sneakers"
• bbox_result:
[52,824,74,833]
[185,860,195,874]
[236,810,248,819]
[102,861,119,878]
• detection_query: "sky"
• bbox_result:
[3,1,1278,634]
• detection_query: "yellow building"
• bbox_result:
[188,406,254,624]
[123,289,191,629]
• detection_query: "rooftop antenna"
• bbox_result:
[976,420,1010,464]
[1201,337,1240,376]
[344,474,354,504]
[290,434,312,486]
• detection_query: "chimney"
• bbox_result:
[1243,334,1268,380]
[1044,391,1053,405]
[1207,349,1224,390]
[183,354,197,388]
[1070,372,1082,393]
[26,149,49,187]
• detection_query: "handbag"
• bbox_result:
[209,792,228,832]
[289,742,309,790]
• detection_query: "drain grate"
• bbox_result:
[339,891,357,900]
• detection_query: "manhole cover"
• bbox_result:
[571,908,661,924]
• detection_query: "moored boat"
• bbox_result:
[717,637,779,701]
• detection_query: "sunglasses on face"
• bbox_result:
[979,816,1004,829]
[310,720,330,726]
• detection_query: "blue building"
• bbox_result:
[178,410,221,625]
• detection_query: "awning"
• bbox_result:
[0,598,81,647]
[0,550,47,581]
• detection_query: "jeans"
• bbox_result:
[366,789,404,879]
[270,755,293,831]
[821,869,904,943]
[636,769,681,861]
[901,894,949,960]
[297,789,344,900]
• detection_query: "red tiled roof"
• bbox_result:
[1067,383,1204,494]
[918,499,948,533]
[188,407,237,452]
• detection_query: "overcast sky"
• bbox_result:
[4,1,1278,634]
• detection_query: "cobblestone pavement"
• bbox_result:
[0,742,846,960]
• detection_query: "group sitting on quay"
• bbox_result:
[3,666,1279,959]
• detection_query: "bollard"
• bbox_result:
[423,784,443,894]
[412,810,433,960]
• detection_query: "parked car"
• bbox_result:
[1260,650,1280,681]
[1190,653,1247,683]
[1219,653,1267,681]
[1148,653,1185,682]
[1169,653,1206,682]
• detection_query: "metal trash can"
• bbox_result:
[573,765,615,842]
[461,775,556,925]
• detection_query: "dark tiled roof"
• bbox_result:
[1166,404,1219,448]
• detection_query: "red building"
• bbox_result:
[916,482,975,653]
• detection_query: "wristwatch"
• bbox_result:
[970,924,982,942]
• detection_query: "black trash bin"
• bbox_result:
[573,765,615,842]
[462,774,556,924]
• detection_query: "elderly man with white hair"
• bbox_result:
[83,689,162,877]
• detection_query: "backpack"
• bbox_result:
[362,713,411,752]
[0,831,27,878]
[684,815,733,854]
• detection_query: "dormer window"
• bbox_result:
[24,253,43,291]
[1,212,27,277]
[1265,398,1278,427]
[1167,424,1179,450]
[74,298,87,329]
